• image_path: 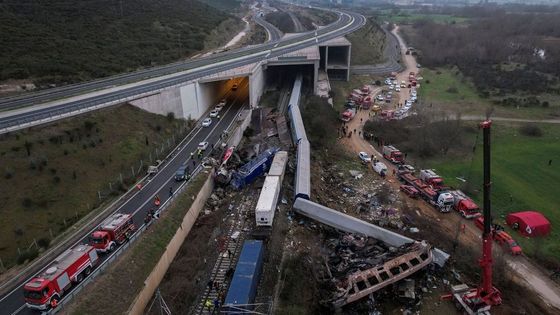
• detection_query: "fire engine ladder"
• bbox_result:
[192,193,255,314]
[331,242,434,308]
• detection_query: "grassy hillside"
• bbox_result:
[347,18,386,65]
[424,122,560,265]
[0,105,187,267]
[0,0,240,87]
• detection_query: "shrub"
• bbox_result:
[167,112,176,122]
[5,169,14,179]
[243,127,255,138]
[374,80,381,86]
[17,249,39,265]
[446,86,458,93]
[53,176,61,184]
[14,227,24,236]
[519,123,543,137]
[542,101,549,108]
[38,237,51,249]
[22,198,33,208]
[84,120,96,131]
[11,146,20,152]
[425,79,430,84]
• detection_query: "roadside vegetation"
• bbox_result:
[0,0,242,89]
[292,7,338,29]
[0,105,189,268]
[346,18,386,65]
[67,171,210,314]
[367,113,560,266]
[375,10,469,25]
[265,11,296,33]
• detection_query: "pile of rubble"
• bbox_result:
[313,161,408,232]
[325,233,418,279]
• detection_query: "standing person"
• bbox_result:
[169,186,173,197]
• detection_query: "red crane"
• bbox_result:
[452,120,502,314]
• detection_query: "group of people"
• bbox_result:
[204,279,227,312]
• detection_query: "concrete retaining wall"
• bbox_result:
[226,109,252,148]
[130,88,184,118]
[293,198,449,267]
[128,171,215,315]
[250,62,265,109]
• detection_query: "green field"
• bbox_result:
[424,122,560,264]
[378,12,469,24]
[419,67,559,119]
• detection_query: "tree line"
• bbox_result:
[407,10,560,96]
[0,0,237,87]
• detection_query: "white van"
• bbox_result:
[372,161,388,175]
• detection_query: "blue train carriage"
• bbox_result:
[223,240,265,314]
[231,148,279,189]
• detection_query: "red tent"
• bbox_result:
[506,211,551,237]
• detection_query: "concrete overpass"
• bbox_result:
[0,10,363,134]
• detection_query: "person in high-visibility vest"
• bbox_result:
[50,298,58,309]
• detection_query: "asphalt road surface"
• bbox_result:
[254,14,283,41]
[0,11,365,132]
[0,80,249,315]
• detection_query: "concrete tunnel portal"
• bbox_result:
[129,36,351,119]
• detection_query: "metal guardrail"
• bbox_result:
[41,105,248,314]
[47,164,205,315]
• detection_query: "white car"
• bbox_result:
[389,85,394,90]
[376,95,384,101]
[395,87,401,92]
[198,141,209,151]
[202,118,212,127]
[359,152,371,163]
[209,109,219,118]
[215,100,225,111]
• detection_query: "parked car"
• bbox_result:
[215,100,226,111]
[400,185,419,198]
[395,86,401,92]
[175,165,189,181]
[198,141,209,151]
[209,109,219,118]
[398,164,415,173]
[202,118,212,127]
[358,152,371,163]
[389,85,394,90]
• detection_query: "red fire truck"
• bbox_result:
[89,213,136,253]
[23,244,99,310]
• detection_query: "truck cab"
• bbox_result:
[436,192,454,212]
[382,145,404,164]
[89,213,135,253]
[24,279,59,310]
[419,169,444,189]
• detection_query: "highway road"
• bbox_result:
[0,11,366,132]
[0,80,249,315]
[254,14,283,41]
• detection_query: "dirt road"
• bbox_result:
[338,24,560,312]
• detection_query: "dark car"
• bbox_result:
[175,165,189,181]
